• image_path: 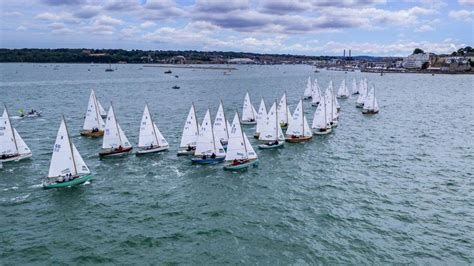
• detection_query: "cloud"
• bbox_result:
[140,21,156,28]
[259,0,312,14]
[73,5,101,19]
[41,0,84,5]
[448,9,473,20]
[94,15,123,26]
[105,0,141,11]
[414,24,434,32]
[195,0,250,13]
[35,12,78,23]
[16,25,27,31]
[2,11,22,17]
[458,0,474,6]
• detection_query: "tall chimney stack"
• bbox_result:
[349,49,351,57]
[343,49,346,57]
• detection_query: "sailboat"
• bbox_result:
[277,92,290,128]
[42,116,91,189]
[223,112,258,170]
[337,79,350,98]
[177,103,200,156]
[191,109,226,164]
[351,78,359,95]
[80,90,105,137]
[136,104,169,154]
[253,97,267,139]
[285,99,313,143]
[311,97,332,135]
[99,104,133,157]
[356,79,367,108]
[213,100,230,148]
[258,101,285,149]
[362,85,379,114]
[311,79,322,106]
[241,92,257,125]
[303,76,312,100]
[97,100,107,119]
[0,106,32,163]
[325,86,339,127]
[105,63,114,72]
[327,80,341,111]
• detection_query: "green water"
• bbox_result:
[1,63,473,264]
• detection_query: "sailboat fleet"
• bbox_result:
[2,78,379,189]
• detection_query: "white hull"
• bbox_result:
[241,120,256,125]
[0,153,32,163]
[136,146,169,154]
[177,149,195,156]
[313,128,332,135]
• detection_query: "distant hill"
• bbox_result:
[0,48,388,64]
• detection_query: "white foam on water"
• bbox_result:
[3,186,19,191]
[28,183,43,189]
[11,193,30,203]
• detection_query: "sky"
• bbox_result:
[1,0,473,56]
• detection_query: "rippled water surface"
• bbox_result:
[1,63,473,264]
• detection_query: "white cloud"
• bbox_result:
[458,0,474,6]
[415,24,434,32]
[94,15,123,26]
[448,10,473,21]
[16,25,27,31]
[140,21,156,28]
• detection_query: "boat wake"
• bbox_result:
[28,183,43,189]
[2,186,19,191]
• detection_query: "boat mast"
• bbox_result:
[373,85,376,111]
[63,115,78,175]
[4,105,19,154]
[192,102,199,134]
[237,111,248,158]
[285,91,288,123]
[301,99,304,136]
[111,102,123,146]
[147,103,160,147]
[92,90,101,129]
[209,109,217,153]
[275,100,278,140]
[221,100,229,139]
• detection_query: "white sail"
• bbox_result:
[242,92,256,122]
[0,108,18,155]
[277,92,288,125]
[72,143,90,175]
[255,98,267,134]
[312,98,328,129]
[225,113,247,161]
[259,102,285,141]
[138,104,167,148]
[337,79,349,97]
[325,88,338,123]
[48,118,89,177]
[213,102,229,143]
[243,132,257,160]
[102,105,131,149]
[363,86,379,112]
[303,76,312,98]
[97,99,107,117]
[154,124,168,146]
[286,100,312,137]
[225,113,257,161]
[195,110,225,157]
[83,90,105,131]
[117,123,131,148]
[179,104,199,148]
[356,80,367,106]
[13,128,31,155]
[311,79,322,104]
[352,78,358,94]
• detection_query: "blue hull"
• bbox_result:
[191,157,225,164]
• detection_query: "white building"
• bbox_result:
[402,53,430,69]
[227,58,255,64]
